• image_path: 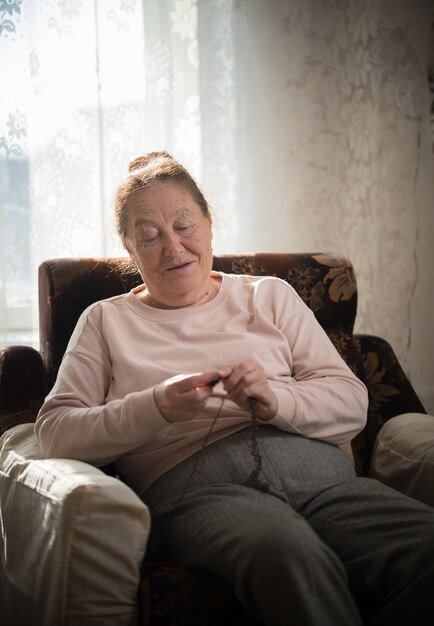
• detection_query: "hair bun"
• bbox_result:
[128,151,173,173]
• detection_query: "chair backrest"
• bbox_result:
[38,252,363,389]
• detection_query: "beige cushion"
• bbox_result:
[370,413,434,507]
[0,423,151,626]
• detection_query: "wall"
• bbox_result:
[202,0,434,413]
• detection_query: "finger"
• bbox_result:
[223,362,260,395]
[191,369,232,390]
[221,365,245,392]
[232,370,262,395]
[159,385,211,419]
[172,372,217,394]
[226,371,270,407]
[178,385,213,405]
[216,366,233,379]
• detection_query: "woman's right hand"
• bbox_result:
[153,368,231,422]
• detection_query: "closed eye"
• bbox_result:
[136,235,159,248]
[135,224,160,246]
[175,224,195,234]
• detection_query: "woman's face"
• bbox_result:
[125,181,214,307]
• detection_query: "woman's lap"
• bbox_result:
[142,425,434,625]
[143,425,357,510]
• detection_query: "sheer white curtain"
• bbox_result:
[1,0,433,411]
[0,0,202,346]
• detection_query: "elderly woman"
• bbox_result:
[35,152,434,626]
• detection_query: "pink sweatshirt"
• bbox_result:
[35,273,368,494]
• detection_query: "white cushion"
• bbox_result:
[370,413,434,507]
[0,424,151,626]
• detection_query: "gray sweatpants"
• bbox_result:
[142,425,434,625]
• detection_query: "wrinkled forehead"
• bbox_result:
[126,182,206,232]
[131,181,197,209]
[133,209,196,230]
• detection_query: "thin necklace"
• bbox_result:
[144,277,219,308]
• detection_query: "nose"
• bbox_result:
[163,231,184,256]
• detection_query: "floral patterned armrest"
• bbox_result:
[351,333,426,475]
[0,345,47,436]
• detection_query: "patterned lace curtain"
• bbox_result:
[0,0,205,346]
[1,0,433,412]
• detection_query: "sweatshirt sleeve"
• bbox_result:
[34,305,168,464]
[264,281,368,444]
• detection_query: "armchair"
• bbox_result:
[0,252,428,626]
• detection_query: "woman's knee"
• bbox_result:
[229,507,347,586]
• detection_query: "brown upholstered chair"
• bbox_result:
[0,253,427,625]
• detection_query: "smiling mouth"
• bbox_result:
[166,261,192,272]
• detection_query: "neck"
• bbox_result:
[141,275,220,309]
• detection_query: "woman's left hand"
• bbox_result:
[220,361,277,421]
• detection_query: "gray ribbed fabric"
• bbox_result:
[143,426,434,626]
